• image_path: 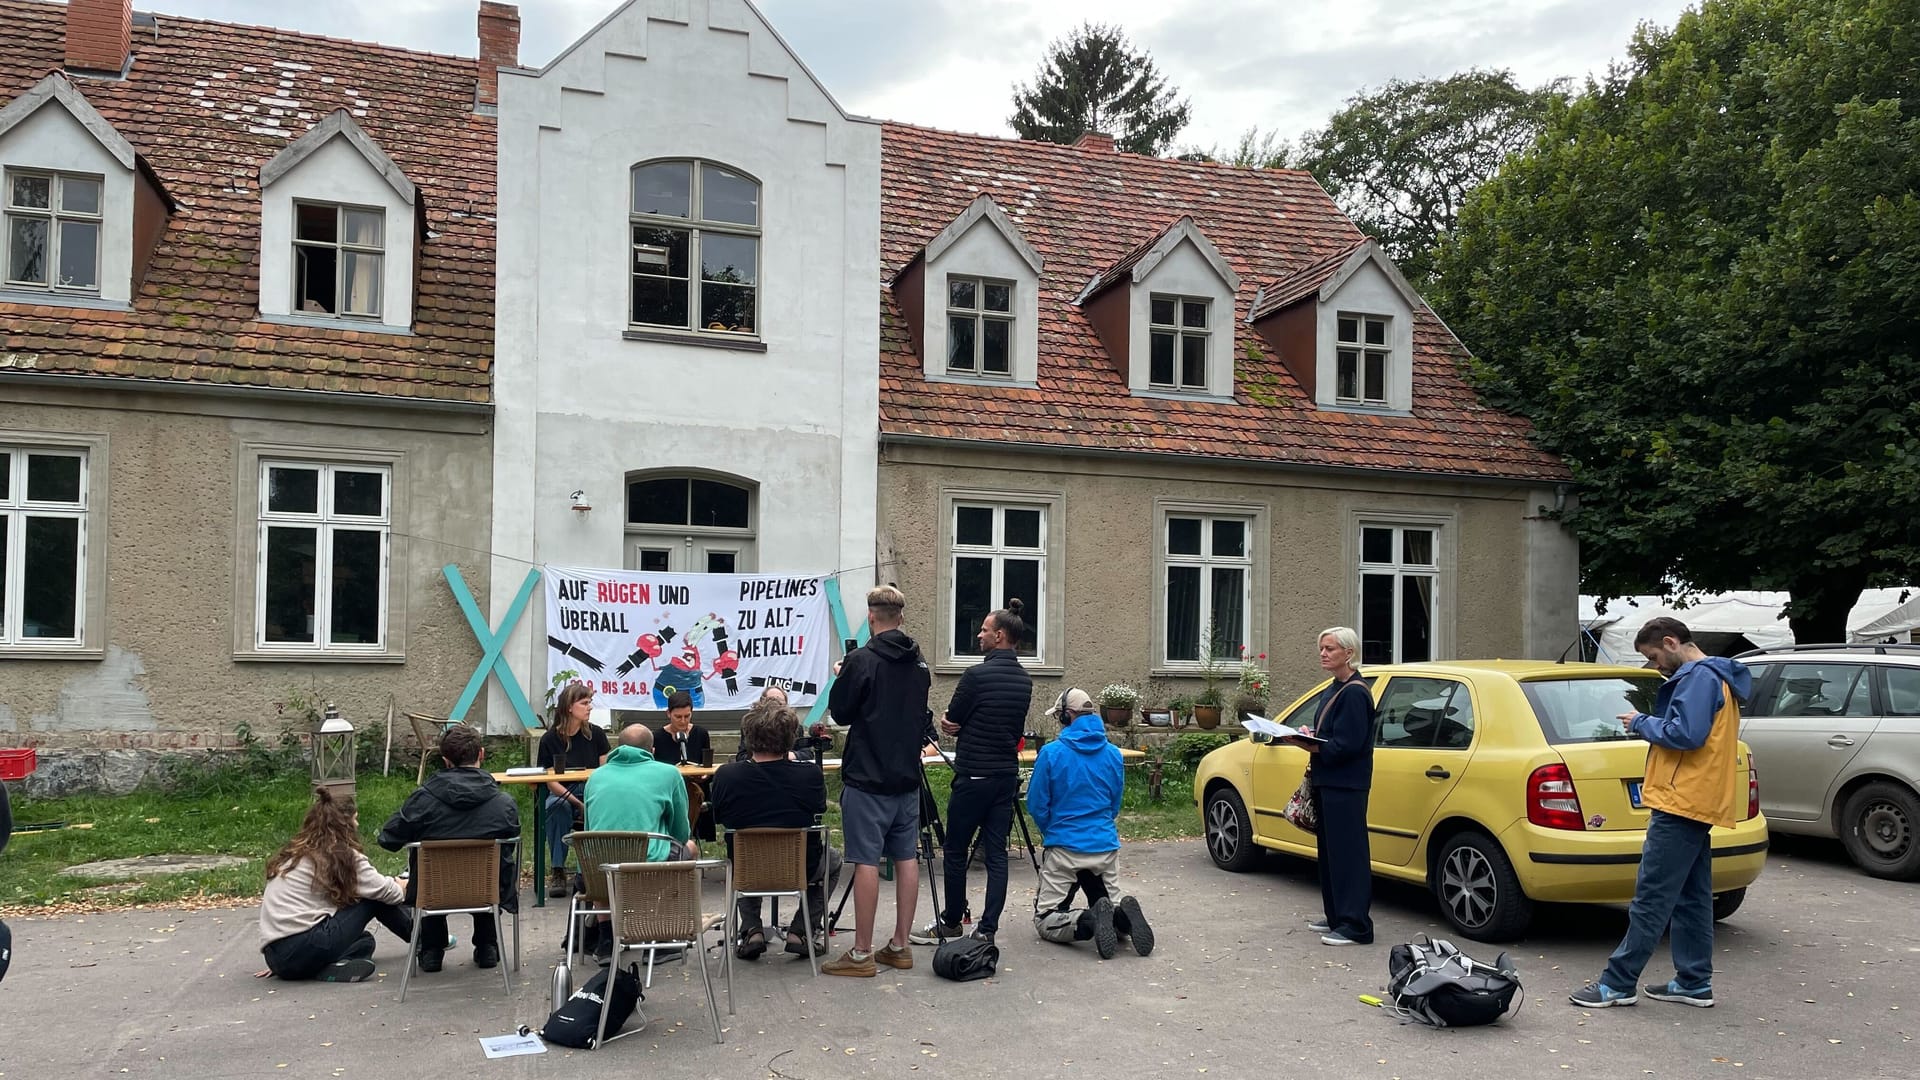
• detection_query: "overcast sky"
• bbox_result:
[147,0,1698,149]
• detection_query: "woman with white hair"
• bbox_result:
[1298,626,1377,946]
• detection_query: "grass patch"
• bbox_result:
[1,750,1198,915]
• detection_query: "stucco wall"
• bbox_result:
[0,384,491,750]
[878,442,1577,721]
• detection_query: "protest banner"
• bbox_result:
[544,566,833,710]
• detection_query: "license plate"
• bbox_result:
[1628,782,1644,809]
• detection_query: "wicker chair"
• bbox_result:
[563,831,673,969]
[597,861,724,1046]
[397,838,520,1002]
[723,826,825,1002]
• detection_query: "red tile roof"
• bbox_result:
[0,0,494,402]
[1249,237,1368,321]
[879,123,1568,482]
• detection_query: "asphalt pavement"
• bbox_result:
[0,834,1912,1080]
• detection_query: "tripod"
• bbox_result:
[825,744,949,935]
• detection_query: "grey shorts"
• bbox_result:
[840,786,920,865]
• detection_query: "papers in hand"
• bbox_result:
[1242,716,1325,744]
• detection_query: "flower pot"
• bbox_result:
[1101,706,1134,728]
[1191,704,1222,730]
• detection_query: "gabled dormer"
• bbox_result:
[257,110,419,333]
[1075,216,1241,399]
[892,194,1045,384]
[1250,238,1421,413]
[0,73,172,308]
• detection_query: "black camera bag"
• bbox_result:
[932,936,999,982]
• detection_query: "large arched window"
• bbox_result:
[624,472,757,573]
[629,159,760,336]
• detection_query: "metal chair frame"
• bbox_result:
[562,830,675,969]
[722,822,829,1008]
[595,860,725,1047]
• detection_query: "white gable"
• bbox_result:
[0,75,137,303]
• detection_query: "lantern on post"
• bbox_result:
[312,703,356,796]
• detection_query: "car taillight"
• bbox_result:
[1747,758,1760,820]
[1528,763,1586,831]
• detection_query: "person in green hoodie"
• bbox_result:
[584,724,696,862]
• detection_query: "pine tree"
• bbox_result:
[1009,23,1191,156]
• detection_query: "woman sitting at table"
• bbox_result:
[258,787,412,982]
[539,682,610,898]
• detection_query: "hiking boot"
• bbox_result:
[1117,896,1154,956]
[821,948,876,978]
[1090,897,1119,960]
[473,944,500,969]
[1569,982,1638,1008]
[415,947,444,973]
[548,869,569,899]
[1643,980,1714,1008]
[319,957,377,983]
[909,918,962,945]
[875,943,914,970]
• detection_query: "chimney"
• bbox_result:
[476,2,521,110]
[1073,131,1117,152]
[65,0,133,74]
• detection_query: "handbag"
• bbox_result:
[1280,777,1318,831]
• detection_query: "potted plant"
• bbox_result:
[1191,629,1227,729]
[1168,694,1193,730]
[1099,683,1141,728]
[1234,647,1271,720]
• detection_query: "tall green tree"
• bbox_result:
[1009,23,1191,156]
[1294,69,1564,287]
[1433,0,1920,641]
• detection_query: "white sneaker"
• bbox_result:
[908,918,961,946]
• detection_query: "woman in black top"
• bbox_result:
[538,683,610,897]
[1298,626,1377,946]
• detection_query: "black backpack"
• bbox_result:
[538,964,644,1048]
[1385,935,1522,1027]
[932,936,999,982]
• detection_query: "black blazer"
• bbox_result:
[652,723,712,767]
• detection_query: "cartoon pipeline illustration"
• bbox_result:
[587,613,742,708]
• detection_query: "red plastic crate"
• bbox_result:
[0,747,36,780]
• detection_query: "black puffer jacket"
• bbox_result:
[830,629,933,795]
[378,766,521,907]
[948,648,1033,776]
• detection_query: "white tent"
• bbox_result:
[1579,588,1918,663]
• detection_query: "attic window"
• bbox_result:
[4,170,101,292]
[1336,314,1390,405]
[946,275,1013,377]
[293,201,384,318]
[1149,295,1209,391]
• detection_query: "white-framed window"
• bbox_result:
[1359,522,1437,665]
[0,446,87,646]
[4,170,102,293]
[1336,313,1391,405]
[630,159,760,336]
[256,461,391,652]
[624,472,757,574]
[945,275,1014,376]
[950,501,1046,663]
[1162,512,1251,664]
[1148,294,1210,391]
[292,201,385,318]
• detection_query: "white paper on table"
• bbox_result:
[478,1033,546,1059]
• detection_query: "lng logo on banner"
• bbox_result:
[544,567,832,710]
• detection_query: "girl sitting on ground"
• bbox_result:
[258,786,412,982]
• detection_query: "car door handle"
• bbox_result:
[1425,765,1451,780]
[1827,735,1855,748]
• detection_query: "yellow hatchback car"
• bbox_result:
[1195,660,1769,941]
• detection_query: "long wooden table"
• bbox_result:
[494,747,1144,906]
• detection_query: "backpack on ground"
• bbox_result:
[538,963,644,1048]
[1385,934,1522,1028]
[931,935,998,982]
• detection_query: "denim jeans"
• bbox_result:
[545,784,584,869]
[1602,809,1715,992]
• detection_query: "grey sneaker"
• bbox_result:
[909,918,962,945]
[1306,918,1332,934]
[1568,982,1638,1008]
[1643,981,1714,1008]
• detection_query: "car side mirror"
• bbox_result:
[1249,731,1274,746]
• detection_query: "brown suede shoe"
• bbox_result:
[820,948,876,978]
[875,943,914,970]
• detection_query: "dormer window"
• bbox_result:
[5,169,101,292]
[293,202,384,318]
[1149,295,1210,391]
[946,275,1013,377]
[1335,313,1390,405]
[629,159,760,336]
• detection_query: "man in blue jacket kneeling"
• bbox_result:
[1027,689,1154,959]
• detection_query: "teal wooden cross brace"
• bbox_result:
[805,576,869,725]
[445,564,542,730]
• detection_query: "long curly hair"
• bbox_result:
[265,786,364,908]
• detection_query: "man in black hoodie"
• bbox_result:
[821,585,932,978]
[378,725,520,973]
[913,599,1033,946]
